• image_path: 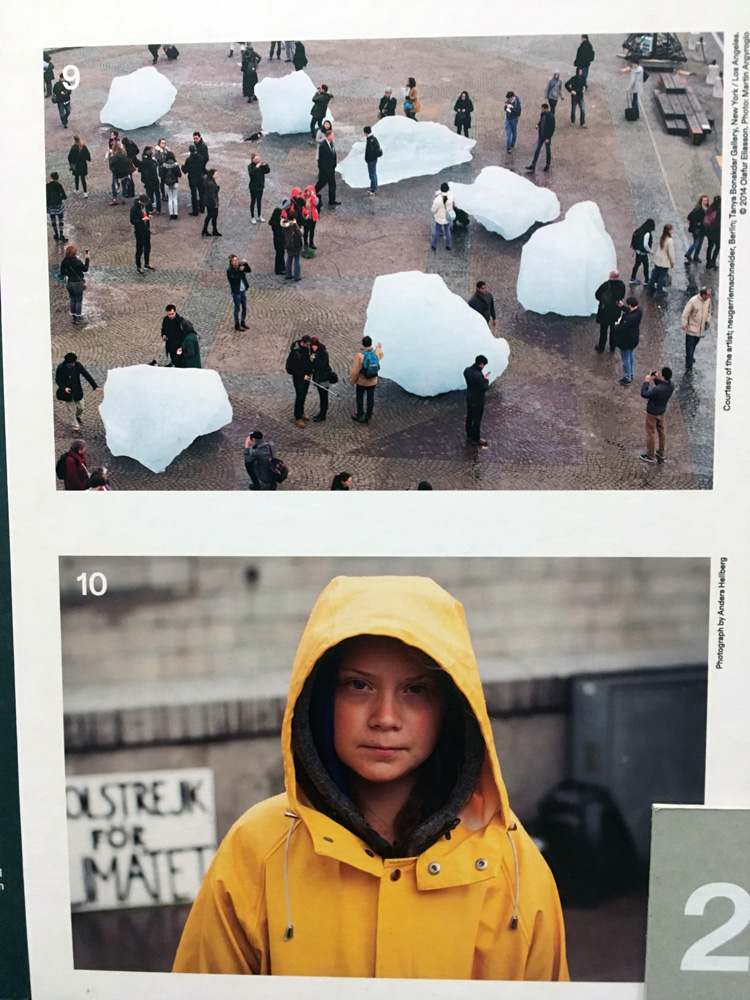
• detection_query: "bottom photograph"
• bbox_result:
[60,556,709,982]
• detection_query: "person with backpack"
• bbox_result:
[629,218,655,285]
[54,353,102,431]
[247,154,270,223]
[160,152,182,219]
[57,439,90,491]
[244,431,281,490]
[363,126,382,195]
[286,334,313,427]
[594,270,626,353]
[685,194,710,263]
[130,195,155,275]
[431,182,454,251]
[350,335,383,424]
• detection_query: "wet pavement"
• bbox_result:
[46,34,722,490]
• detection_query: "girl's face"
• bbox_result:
[334,638,443,788]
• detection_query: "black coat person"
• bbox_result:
[138,151,161,213]
[242,48,261,101]
[464,357,490,446]
[130,197,153,273]
[315,134,339,206]
[268,208,286,275]
[183,147,207,214]
[292,41,308,71]
[594,273,626,353]
[161,310,195,367]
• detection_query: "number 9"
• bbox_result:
[62,65,80,91]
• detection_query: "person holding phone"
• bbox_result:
[464,354,490,448]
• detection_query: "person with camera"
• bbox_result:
[640,367,674,464]
[309,336,335,422]
[504,91,522,153]
[226,254,252,330]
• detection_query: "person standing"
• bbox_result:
[379,88,397,118]
[283,41,295,62]
[46,172,67,242]
[108,142,131,205]
[192,132,210,168]
[594,270,626,353]
[526,103,555,172]
[309,336,333,422]
[43,52,55,97]
[685,195,709,263]
[350,335,383,424]
[302,186,319,249]
[227,254,251,330]
[504,91,522,153]
[130,195,154,274]
[543,72,563,115]
[574,34,595,83]
[247,153,270,223]
[565,68,587,127]
[55,353,102,431]
[269,41,282,60]
[363,125,382,195]
[464,354,490,448]
[629,218,655,285]
[137,146,161,214]
[647,224,675,296]
[315,130,340,207]
[241,46,261,103]
[52,73,72,127]
[183,145,207,216]
[160,152,181,219]
[310,85,333,139]
[177,327,201,368]
[682,286,713,369]
[293,42,308,72]
[704,196,721,269]
[68,136,91,197]
[640,367,674,463]
[281,208,303,280]
[454,91,474,137]
[61,439,90,491]
[286,334,313,427]
[161,305,195,367]
[244,431,278,490]
[430,182,454,251]
[268,207,287,275]
[626,58,644,114]
[404,78,420,120]
[467,281,496,329]
[202,169,222,236]
[613,296,642,385]
[59,245,90,324]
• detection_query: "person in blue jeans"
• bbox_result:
[52,75,72,127]
[646,225,675,296]
[226,254,251,330]
[281,212,303,280]
[565,68,587,126]
[430,183,453,250]
[363,126,382,194]
[504,91,522,152]
[613,297,642,385]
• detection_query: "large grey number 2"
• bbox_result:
[680,882,750,972]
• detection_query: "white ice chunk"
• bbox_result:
[449,166,560,240]
[100,67,177,131]
[255,70,334,135]
[337,116,475,188]
[99,365,233,473]
[516,201,617,316]
[366,272,509,397]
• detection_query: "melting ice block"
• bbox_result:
[255,70,333,135]
[337,116,475,188]
[100,67,177,130]
[366,272,509,396]
[449,166,560,240]
[516,201,617,316]
[99,365,233,473]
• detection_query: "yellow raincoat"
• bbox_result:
[173,576,569,980]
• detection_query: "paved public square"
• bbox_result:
[46,34,723,490]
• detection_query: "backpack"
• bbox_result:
[55,453,69,480]
[267,444,288,484]
[371,137,383,158]
[630,227,644,252]
[361,349,380,379]
[643,69,650,82]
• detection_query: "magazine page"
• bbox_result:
[0,2,749,999]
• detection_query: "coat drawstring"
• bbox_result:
[283,810,298,940]
[506,823,520,930]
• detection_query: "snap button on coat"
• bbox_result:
[390,869,401,881]
[427,862,441,875]
[475,858,488,871]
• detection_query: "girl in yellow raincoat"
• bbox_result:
[173,576,569,980]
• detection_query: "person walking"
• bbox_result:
[177,327,201,367]
[613,296,642,385]
[594,270,626,353]
[283,41,295,62]
[309,336,333,422]
[59,245,90,325]
[379,88,397,118]
[293,42,308,72]
[454,91,474,137]
[302,186,319,248]
[310,84,333,139]
[704,196,721,269]
[227,254,251,330]
[565,68,587,127]
[137,146,162,214]
[684,195,709,263]
[55,353,102,431]
[286,334,313,426]
[161,305,195,367]
[363,125,382,195]
[315,129,340,207]
[269,41,282,60]
[574,34,595,83]
[46,172,67,242]
[682,286,713,369]
[281,208,303,280]
[629,218,655,285]
[404,78,420,120]
[430,182,454,251]
[183,145,207,216]
[160,152,181,219]
[350,335,383,424]
[202,169,222,236]
[130,195,154,274]
[241,46,261,102]
[148,44,161,64]
[244,431,279,490]
[526,102,555,172]
[467,281,496,329]
[67,136,91,196]
[330,471,352,490]
[247,154,270,223]
[626,58,644,114]
[464,354,490,448]
[543,71,563,115]
[268,207,287,275]
[640,367,674,463]
[60,439,90,491]
[52,73,72,127]
[504,91,522,152]
[647,224,675,296]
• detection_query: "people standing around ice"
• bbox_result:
[315,129,340,207]
[52,73,72,127]
[46,172,67,242]
[281,207,303,280]
[247,153,270,223]
[161,305,195,367]
[431,182,454,251]
[504,91,522,153]
[704,196,721,269]
[565,68,587,127]
[177,327,201,367]
[526,102,555,172]
[286,334,313,426]
[269,41,282,60]
[640,367,674,464]
[464,354,490,448]
[160,152,182,219]
[468,281,496,329]
[330,471,352,490]
[107,143,130,205]
[302,186,319,248]
[682,286,713,370]
[574,34,595,83]
[148,44,161,64]
[543,72,563,115]
[43,53,55,97]
[309,336,333,422]
[268,208,286,274]
[60,439,90,491]
[404,78,420,120]
[626,58,644,114]
[59,246,90,325]
[227,254,251,330]
[310,84,333,140]
[594,270,626,353]
[68,136,91,197]
[350,335,383,424]
[647,224,675,296]
[379,88,397,118]
[293,42,308,72]
[242,46,261,103]
[130,195,154,275]
[629,218,655,285]
[685,195,709,263]
[363,126,382,195]
[55,353,102,431]
[613,296,642,385]
[244,431,279,490]
[454,91,474,137]
[202,169,222,236]
[183,145,207,216]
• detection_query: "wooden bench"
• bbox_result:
[654,74,714,144]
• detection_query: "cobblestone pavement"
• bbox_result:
[46,34,721,490]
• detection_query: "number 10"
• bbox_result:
[76,572,107,596]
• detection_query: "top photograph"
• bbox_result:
[45,32,724,491]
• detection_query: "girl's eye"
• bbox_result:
[347,678,368,691]
[407,684,429,695]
